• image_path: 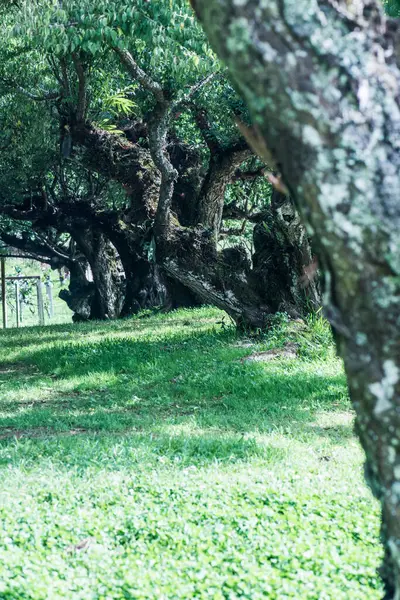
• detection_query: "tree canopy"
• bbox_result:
[0,0,318,325]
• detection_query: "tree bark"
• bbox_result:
[252,190,320,316]
[162,226,270,329]
[72,229,124,320]
[160,192,319,330]
[71,122,160,220]
[192,1,400,596]
[197,145,251,238]
[59,259,96,322]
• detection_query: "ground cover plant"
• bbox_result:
[0,307,382,599]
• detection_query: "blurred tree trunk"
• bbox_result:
[192,0,400,596]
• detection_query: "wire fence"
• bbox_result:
[1,261,73,329]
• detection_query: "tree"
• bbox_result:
[0,163,128,321]
[191,0,400,596]
[0,0,320,326]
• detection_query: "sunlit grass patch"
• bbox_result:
[0,307,382,599]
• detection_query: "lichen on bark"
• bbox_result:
[192,0,400,596]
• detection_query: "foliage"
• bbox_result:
[0,93,55,196]
[12,0,218,85]
[383,0,400,15]
[0,308,382,598]
[0,0,255,255]
[263,310,335,361]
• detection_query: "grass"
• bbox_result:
[0,307,382,599]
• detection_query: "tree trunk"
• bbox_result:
[120,259,169,315]
[67,88,318,328]
[59,260,95,322]
[161,196,319,330]
[192,1,400,596]
[252,191,320,316]
[72,229,124,320]
[159,223,270,329]
[88,234,124,320]
[197,147,251,238]
[102,223,200,316]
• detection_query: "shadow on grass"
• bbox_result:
[0,315,351,468]
[0,429,290,471]
[0,314,220,351]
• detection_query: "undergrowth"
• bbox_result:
[263,310,335,360]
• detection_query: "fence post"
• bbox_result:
[1,257,6,329]
[15,281,20,328]
[19,292,23,324]
[45,280,54,318]
[36,278,45,326]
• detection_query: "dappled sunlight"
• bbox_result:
[0,307,227,354]
[0,307,351,451]
[0,359,350,439]
[0,308,383,599]
[0,368,120,408]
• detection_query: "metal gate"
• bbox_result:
[1,259,47,329]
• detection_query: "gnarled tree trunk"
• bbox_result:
[59,259,95,322]
[72,229,124,320]
[161,191,319,330]
[252,190,320,316]
[197,146,251,239]
[192,1,400,596]
[64,64,320,327]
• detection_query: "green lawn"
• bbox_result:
[0,308,382,599]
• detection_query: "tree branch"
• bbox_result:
[0,231,72,266]
[60,58,71,98]
[197,143,251,234]
[34,233,71,262]
[172,72,218,111]
[72,54,87,123]
[220,223,247,237]
[148,104,178,234]
[113,46,165,103]
[113,46,176,234]
[193,106,222,155]
[223,203,269,223]
[232,167,266,180]
[0,77,60,101]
